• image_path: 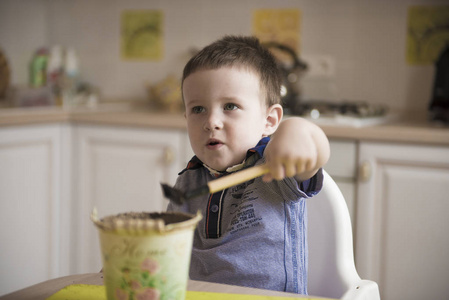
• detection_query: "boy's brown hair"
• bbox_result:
[182,35,281,107]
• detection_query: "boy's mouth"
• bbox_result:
[207,139,222,148]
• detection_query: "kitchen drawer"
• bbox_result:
[325,139,357,179]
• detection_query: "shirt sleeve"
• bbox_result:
[299,168,324,197]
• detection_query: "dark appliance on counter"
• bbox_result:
[430,45,449,124]
[263,42,388,124]
[263,42,308,114]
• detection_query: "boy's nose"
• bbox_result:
[203,112,223,131]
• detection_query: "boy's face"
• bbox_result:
[183,67,273,171]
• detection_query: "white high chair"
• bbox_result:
[307,170,380,300]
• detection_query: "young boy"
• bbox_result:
[167,35,330,295]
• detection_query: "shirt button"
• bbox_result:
[211,205,219,213]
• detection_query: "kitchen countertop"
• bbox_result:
[1,104,448,146]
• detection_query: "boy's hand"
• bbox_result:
[263,117,330,182]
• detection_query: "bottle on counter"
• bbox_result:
[29,48,48,88]
[62,48,80,107]
[47,46,64,106]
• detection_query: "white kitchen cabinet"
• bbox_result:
[356,142,449,300]
[325,139,358,228]
[0,124,71,296]
[72,124,188,274]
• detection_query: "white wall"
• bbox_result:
[0,0,48,87]
[0,0,447,112]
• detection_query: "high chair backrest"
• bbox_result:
[307,170,380,300]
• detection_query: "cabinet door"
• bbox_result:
[356,142,449,300]
[73,125,184,273]
[0,124,64,295]
[326,140,358,227]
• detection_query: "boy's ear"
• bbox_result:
[264,104,283,136]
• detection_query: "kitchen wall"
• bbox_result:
[0,0,447,112]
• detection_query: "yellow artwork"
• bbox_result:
[406,6,449,65]
[121,10,163,60]
[252,9,301,54]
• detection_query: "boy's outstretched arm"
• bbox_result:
[263,117,330,182]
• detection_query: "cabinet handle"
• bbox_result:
[359,161,372,182]
[164,147,175,165]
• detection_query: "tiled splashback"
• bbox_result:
[0,0,442,112]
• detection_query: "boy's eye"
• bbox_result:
[224,103,238,111]
[192,106,205,114]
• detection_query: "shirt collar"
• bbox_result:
[179,136,270,176]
